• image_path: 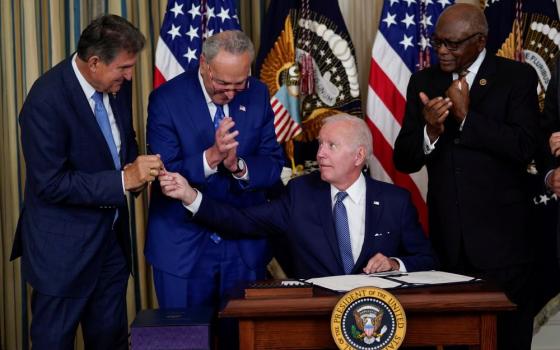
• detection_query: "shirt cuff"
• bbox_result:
[459,116,466,131]
[121,171,126,194]
[392,257,407,272]
[545,169,554,189]
[203,150,218,177]
[183,189,202,214]
[423,125,438,155]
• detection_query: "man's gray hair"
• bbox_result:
[323,113,373,161]
[202,30,255,62]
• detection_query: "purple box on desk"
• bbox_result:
[131,307,213,350]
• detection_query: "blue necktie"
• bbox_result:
[334,192,354,274]
[92,91,120,169]
[213,104,225,130]
[209,104,225,244]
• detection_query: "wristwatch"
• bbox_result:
[232,158,245,174]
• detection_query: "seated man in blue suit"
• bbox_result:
[11,15,163,349]
[158,114,437,278]
[145,30,284,310]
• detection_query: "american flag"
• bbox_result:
[366,0,453,233]
[154,0,240,88]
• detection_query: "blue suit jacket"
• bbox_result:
[11,57,138,297]
[194,172,438,279]
[145,71,284,277]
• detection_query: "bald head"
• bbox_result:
[437,3,488,36]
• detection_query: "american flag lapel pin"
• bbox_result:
[239,105,246,112]
[373,201,380,206]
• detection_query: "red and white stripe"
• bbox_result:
[271,96,302,143]
[366,32,429,233]
[153,39,185,89]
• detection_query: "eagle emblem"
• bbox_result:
[351,305,387,345]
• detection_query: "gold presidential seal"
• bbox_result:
[331,287,406,350]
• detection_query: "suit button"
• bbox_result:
[453,138,460,144]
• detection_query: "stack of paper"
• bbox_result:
[306,270,477,292]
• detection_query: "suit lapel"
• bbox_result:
[185,74,216,147]
[62,59,116,167]
[354,178,382,271]
[317,181,346,275]
[469,54,495,107]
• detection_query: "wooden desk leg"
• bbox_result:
[238,320,256,350]
[472,313,496,350]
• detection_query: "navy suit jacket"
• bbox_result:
[145,71,284,277]
[394,55,538,270]
[194,172,437,279]
[11,57,138,297]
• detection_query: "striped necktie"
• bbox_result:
[92,91,120,169]
[334,191,354,274]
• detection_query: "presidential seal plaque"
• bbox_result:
[331,287,406,349]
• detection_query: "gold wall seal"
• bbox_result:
[331,287,406,349]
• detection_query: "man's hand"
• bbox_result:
[420,92,451,143]
[158,171,198,205]
[223,146,238,172]
[205,117,239,169]
[123,154,163,192]
[446,76,470,123]
[549,132,560,157]
[362,253,400,274]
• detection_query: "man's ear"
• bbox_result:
[355,146,366,166]
[87,55,101,73]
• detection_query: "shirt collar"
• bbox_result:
[330,174,366,205]
[71,53,97,100]
[198,68,213,105]
[466,48,486,76]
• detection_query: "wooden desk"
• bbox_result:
[220,283,515,349]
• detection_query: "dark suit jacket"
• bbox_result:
[542,56,560,265]
[193,172,437,279]
[145,71,284,277]
[393,54,539,270]
[11,57,138,297]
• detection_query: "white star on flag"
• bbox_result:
[188,3,201,19]
[183,47,198,63]
[217,7,231,22]
[383,12,397,28]
[170,2,184,17]
[401,13,415,29]
[186,25,199,41]
[167,24,182,40]
[400,34,413,50]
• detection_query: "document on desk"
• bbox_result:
[306,270,477,292]
[306,274,402,292]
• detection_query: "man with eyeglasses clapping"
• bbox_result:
[393,3,538,350]
[145,30,283,337]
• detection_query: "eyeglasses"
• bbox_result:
[430,32,482,51]
[206,62,249,94]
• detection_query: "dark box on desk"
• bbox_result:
[131,307,213,350]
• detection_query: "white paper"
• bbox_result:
[390,270,475,285]
[306,271,476,292]
[306,274,402,292]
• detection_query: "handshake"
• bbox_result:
[125,116,244,194]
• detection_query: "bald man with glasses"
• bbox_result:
[394,3,538,350]
[145,30,283,320]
